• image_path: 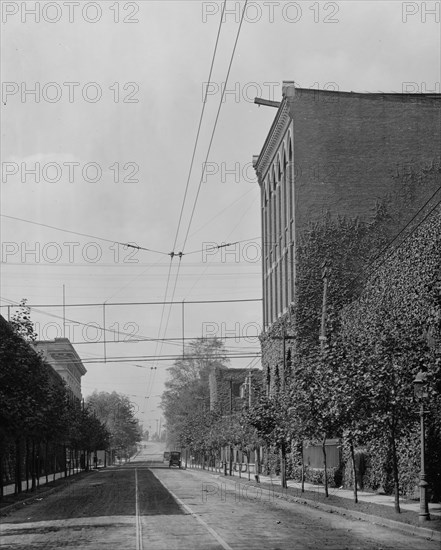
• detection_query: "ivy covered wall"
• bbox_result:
[258,163,441,500]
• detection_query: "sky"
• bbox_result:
[1,0,440,432]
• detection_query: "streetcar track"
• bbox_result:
[134,468,142,550]
[150,472,233,550]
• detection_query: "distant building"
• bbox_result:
[32,338,86,401]
[209,366,262,413]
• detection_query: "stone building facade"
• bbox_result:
[253,83,441,392]
[32,338,86,401]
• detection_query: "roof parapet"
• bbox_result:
[282,81,296,98]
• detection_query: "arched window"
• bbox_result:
[285,348,292,381]
[288,138,294,222]
[274,364,280,393]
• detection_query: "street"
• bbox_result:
[0,442,438,550]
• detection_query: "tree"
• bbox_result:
[246,390,295,488]
[161,338,229,450]
[1,308,71,494]
[86,391,142,461]
[9,299,38,342]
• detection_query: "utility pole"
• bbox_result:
[229,378,233,476]
[182,300,185,359]
[63,285,66,337]
[320,261,331,351]
[229,378,233,415]
[269,329,296,391]
[103,303,106,363]
[282,327,286,391]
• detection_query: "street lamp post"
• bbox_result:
[413,370,430,522]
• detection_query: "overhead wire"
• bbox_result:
[81,353,261,365]
[179,0,250,255]
[171,0,227,254]
[3,2,263,388]
[1,214,168,256]
[146,1,229,390]
[184,235,261,256]
[39,351,261,366]
[187,187,257,239]
[1,212,262,261]
[0,297,262,308]
[0,296,183,348]
[150,0,250,374]
[184,203,260,300]
[143,255,175,398]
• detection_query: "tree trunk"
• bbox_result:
[350,439,358,503]
[36,441,41,488]
[31,439,36,491]
[247,449,251,481]
[25,438,30,492]
[300,441,305,492]
[45,441,49,484]
[15,438,22,495]
[391,430,401,513]
[229,446,233,476]
[280,445,287,489]
[0,444,4,500]
[322,436,329,498]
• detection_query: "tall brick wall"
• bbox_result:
[209,367,263,413]
[289,90,441,232]
[256,87,440,393]
[259,316,296,396]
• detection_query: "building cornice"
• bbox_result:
[253,82,297,183]
[33,338,87,376]
[253,98,291,183]
[253,81,441,185]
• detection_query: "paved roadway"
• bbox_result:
[0,442,437,549]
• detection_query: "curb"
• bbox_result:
[184,467,441,543]
[0,469,100,516]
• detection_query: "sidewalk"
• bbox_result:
[257,473,441,518]
[2,468,93,497]
[2,456,136,499]
[186,463,441,520]
[183,464,441,542]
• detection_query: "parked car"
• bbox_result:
[169,451,181,468]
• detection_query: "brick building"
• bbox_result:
[208,366,262,413]
[253,83,441,396]
[253,83,441,332]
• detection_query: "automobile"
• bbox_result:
[163,451,170,463]
[169,451,181,468]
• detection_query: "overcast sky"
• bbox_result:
[1,0,440,431]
